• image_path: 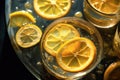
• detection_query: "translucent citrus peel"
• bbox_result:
[10,11,36,27]
[43,23,80,56]
[33,0,71,20]
[16,24,42,48]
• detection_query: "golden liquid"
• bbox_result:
[89,0,120,14]
[83,0,120,28]
[109,67,120,80]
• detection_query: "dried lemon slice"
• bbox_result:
[16,24,42,48]
[89,0,120,14]
[56,37,96,72]
[33,0,71,20]
[43,23,80,56]
[10,11,36,27]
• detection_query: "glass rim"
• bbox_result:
[40,17,103,79]
[85,0,120,15]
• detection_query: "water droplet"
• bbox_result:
[53,65,58,70]
[25,1,32,9]
[74,11,83,18]
[37,61,42,65]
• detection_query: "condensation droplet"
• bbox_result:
[53,65,58,71]
[24,1,32,9]
[72,0,75,4]
[16,7,19,10]
[42,25,45,28]
[37,61,42,65]
[74,11,83,18]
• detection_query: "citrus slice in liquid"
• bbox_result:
[16,24,42,48]
[89,0,120,14]
[33,0,71,20]
[56,37,96,72]
[43,23,80,56]
[10,11,36,27]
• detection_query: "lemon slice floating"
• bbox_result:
[16,24,42,48]
[33,0,72,20]
[10,11,36,27]
[43,23,80,56]
[89,0,120,14]
[56,37,96,72]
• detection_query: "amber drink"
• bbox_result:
[83,0,120,28]
[40,17,103,79]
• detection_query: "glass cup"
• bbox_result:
[104,61,120,80]
[40,17,103,79]
[113,25,120,58]
[83,0,120,28]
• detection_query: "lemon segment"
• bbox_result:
[16,24,42,48]
[10,11,36,27]
[33,0,71,20]
[56,37,96,72]
[43,23,80,56]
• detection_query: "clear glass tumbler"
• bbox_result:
[40,17,103,80]
[83,0,120,28]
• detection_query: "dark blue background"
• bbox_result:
[0,0,37,80]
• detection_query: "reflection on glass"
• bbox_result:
[83,0,120,28]
[113,26,120,58]
[40,17,103,80]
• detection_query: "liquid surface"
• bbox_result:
[109,67,120,80]
[84,0,119,28]
[88,0,120,14]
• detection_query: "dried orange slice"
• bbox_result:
[33,0,71,20]
[16,24,42,48]
[43,23,80,56]
[104,61,120,80]
[10,11,36,27]
[56,37,96,72]
[89,0,120,14]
